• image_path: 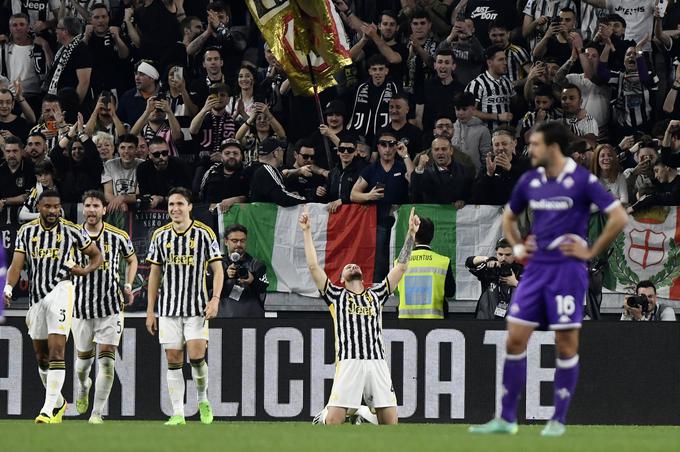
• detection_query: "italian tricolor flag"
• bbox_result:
[390,204,504,300]
[220,203,377,297]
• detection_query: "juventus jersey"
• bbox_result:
[74,222,135,319]
[14,217,91,307]
[321,278,391,361]
[146,220,222,317]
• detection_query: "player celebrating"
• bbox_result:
[300,205,420,425]
[3,189,103,424]
[72,190,138,424]
[146,187,224,425]
[469,122,628,436]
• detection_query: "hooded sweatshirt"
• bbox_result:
[451,116,491,172]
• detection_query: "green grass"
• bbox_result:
[1,421,678,452]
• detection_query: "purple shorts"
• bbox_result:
[507,260,587,330]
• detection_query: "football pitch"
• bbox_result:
[1,421,678,452]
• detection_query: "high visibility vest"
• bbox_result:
[397,249,449,319]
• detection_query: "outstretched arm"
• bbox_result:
[299,205,329,291]
[386,207,420,293]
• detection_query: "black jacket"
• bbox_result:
[632,174,680,212]
[465,256,524,320]
[137,157,191,197]
[249,163,306,207]
[318,157,367,203]
[471,156,531,205]
[410,159,473,203]
[49,140,103,203]
[218,253,269,318]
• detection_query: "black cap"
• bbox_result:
[324,100,345,117]
[258,138,285,156]
[220,138,243,152]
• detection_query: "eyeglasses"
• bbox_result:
[337,146,355,153]
[150,150,169,158]
[378,140,397,147]
[299,154,314,160]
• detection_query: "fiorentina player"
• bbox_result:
[469,122,628,436]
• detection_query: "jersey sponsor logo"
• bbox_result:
[24,1,48,11]
[529,196,574,211]
[210,240,220,253]
[347,301,376,317]
[30,247,60,259]
[469,6,498,20]
[167,253,195,265]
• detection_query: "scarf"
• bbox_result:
[43,34,83,95]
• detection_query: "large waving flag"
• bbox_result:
[246,0,352,95]
[220,203,376,297]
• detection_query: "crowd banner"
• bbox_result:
[245,0,352,95]
[220,203,377,297]
[1,318,678,424]
[390,205,504,301]
[590,206,680,299]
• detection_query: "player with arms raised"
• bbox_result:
[3,189,103,423]
[72,190,138,424]
[469,122,628,436]
[146,187,224,425]
[300,205,420,425]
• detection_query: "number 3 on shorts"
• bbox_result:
[556,295,575,315]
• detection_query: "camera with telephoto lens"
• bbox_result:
[627,294,650,313]
[230,252,249,279]
[486,260,513,280]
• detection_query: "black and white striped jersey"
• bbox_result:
[74,222,135,319]
[146,220,222,317]
[14,218,92,307]
[466,71,514,129]
[321,278,391,361]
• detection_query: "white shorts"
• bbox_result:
[327,359,397,410]
[72,313,124,351]
[26,280,74,340]
[158,316,209,350]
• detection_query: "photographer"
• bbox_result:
[465,238,524,320]
[219,224,269,318]
[621,280,676,322]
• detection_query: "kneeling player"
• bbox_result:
[300,205,420,424]
[72,191,138,423]
[146,187,224,425]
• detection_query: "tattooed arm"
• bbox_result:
[387,207,420,293]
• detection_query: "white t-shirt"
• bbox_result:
[606,0,655,51]
[101,158,144,196]
[8,44,41,94]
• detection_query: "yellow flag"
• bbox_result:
[246,0,352,96]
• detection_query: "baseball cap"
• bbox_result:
[220,138,243,152]
[258,138,286,156]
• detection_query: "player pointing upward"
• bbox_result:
[469,122,628,436]
[300,205,420,425]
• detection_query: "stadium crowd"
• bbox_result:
[0,0,679,317]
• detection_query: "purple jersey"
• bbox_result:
[508,158,618,263]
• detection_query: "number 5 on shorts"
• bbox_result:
[556,295,575,315]
[59,309,66,322]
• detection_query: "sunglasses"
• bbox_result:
[337,146,355,153]
[378,140,397,147]
[299,154,314,160]
[151,150,169,158]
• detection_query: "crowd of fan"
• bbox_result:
[0,0,679,225]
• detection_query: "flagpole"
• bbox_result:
[306,54,333,170]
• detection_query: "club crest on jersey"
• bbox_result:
[562,177,574,189]
[189,239,196,249]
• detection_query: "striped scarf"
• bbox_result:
[43,34,83,95]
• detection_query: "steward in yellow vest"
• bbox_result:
[397,218,455,319]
